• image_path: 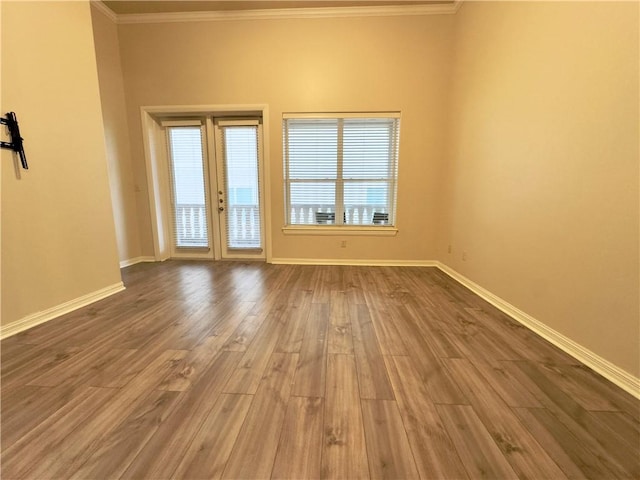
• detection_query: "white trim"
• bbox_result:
[436,262,640,400]
[214,119,267,260]
[283,111,401,120]
[216,119,260,127]
[91,1,118,23]
[262,105,273,263]
[270,258,436,267]
[0,282,126,340]
[115,4,458,24]
[140,110,166,261]
[119,256,157,268]
[160,119,203,127]
[205,117,223,261]
[143,105,266,116]
[282,226,398,236]
[166,123,216,261]
[140,104,272,264]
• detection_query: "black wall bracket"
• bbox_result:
[1,112,28,170]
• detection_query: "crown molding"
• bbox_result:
[91,0,118,23]
[114,3,458,25]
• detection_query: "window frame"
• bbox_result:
[163,120,215,257]
[282,112,400,236]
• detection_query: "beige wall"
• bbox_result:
[91,4,142,264]
[1,1,122,326]
[117,14,454,261]
[440,2,639,376]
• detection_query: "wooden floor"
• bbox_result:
[1,261,638,479]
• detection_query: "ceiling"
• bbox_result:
[102,1,453,15]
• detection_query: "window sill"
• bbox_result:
[282,226,398,236]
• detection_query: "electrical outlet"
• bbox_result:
[448,244,452,254]
[340,240,347,248]
[462,251,468,261]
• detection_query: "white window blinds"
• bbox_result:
[284,113,400,226]
[220,125,262,249]
[166,126,210,248]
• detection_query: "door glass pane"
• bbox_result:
[167,127,209,248]
[222,126,262,249]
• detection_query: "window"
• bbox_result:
[283,113,400,228]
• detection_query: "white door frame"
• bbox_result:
[140,104,272,262]
[163,119,215,260]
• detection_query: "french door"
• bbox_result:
[164,117,265,260]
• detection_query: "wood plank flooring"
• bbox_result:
[1,260,639,479]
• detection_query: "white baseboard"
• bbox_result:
[119,256,156,268]
[0,282,126,340]
[436,262,640,400]
[270,258,438,267]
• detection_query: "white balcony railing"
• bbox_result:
[174,203,388,248]
[226,204,261,248]
[175,203,261,249]
[175,203,208,247]
[289,204,389,225]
